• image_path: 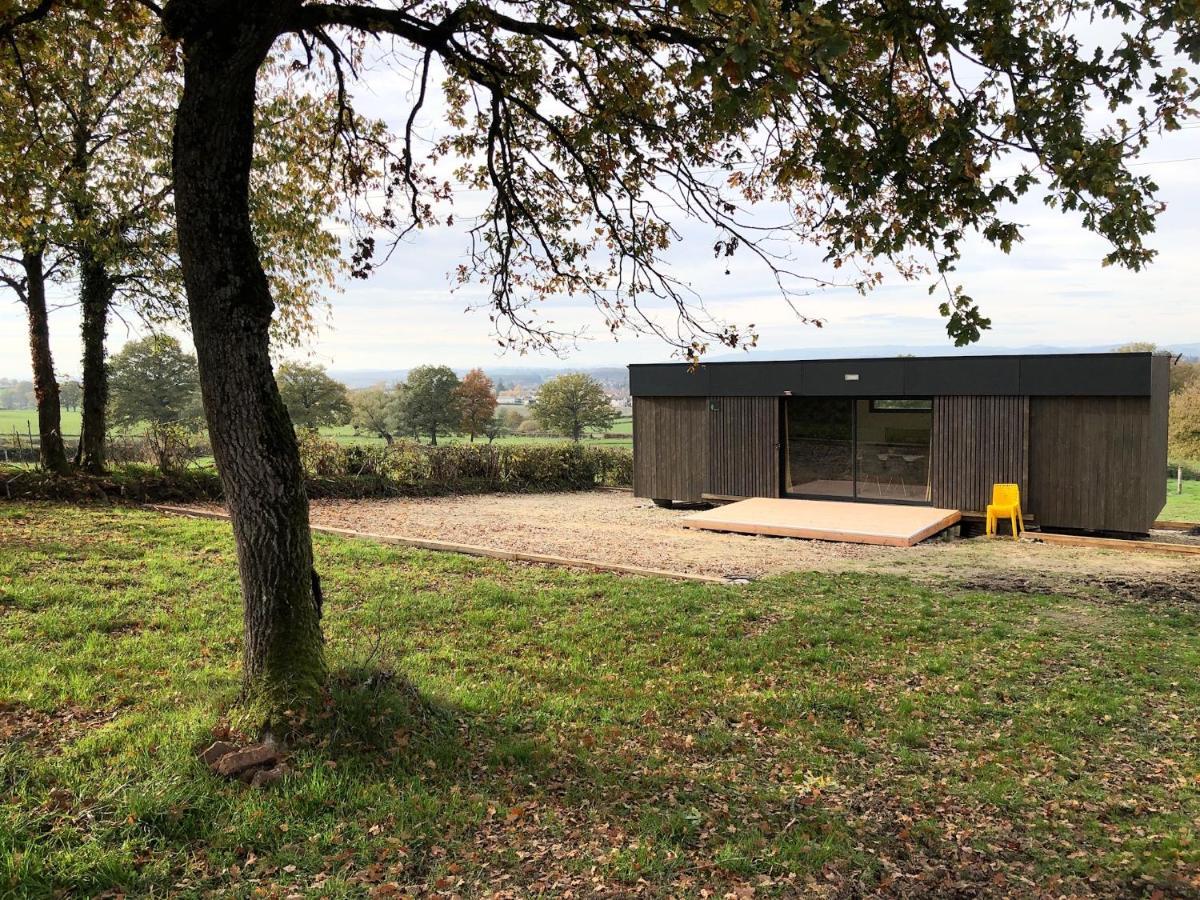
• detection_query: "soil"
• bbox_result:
[185,491,1198,602]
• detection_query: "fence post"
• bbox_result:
[1179,465,1185,496]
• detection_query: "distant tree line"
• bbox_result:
[349,367,617,446]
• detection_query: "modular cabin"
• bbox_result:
[630,353,1170,534]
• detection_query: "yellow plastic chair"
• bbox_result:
[986,483,1025,540]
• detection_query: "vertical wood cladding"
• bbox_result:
[632,396,708,501]
[1029,396,1159,533]
[930,396,1029,513]
[1147,355,1170,523]
[707,396,780,498]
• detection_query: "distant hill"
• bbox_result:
[331,366,630,390]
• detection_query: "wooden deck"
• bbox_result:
[681,497,962,547]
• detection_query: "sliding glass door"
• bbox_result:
[783,397,854,497]
[784,397,932,503]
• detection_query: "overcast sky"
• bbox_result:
[2,40,1198,381]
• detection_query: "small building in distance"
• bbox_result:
[629,352,1169,534]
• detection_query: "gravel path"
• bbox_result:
[296,490,1194,584]
[182,490,1199,599]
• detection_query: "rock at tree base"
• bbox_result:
[213,742,278,777]
[200,740,237,767]
[250,764,288,788]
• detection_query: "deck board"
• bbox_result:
[681,497,961,547]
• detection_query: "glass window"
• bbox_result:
[784,397,854,498]
[855,399,931,502]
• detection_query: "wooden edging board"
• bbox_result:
[1153,519,1200,532]
[1023,531,1200,556]
[145,504,730,585]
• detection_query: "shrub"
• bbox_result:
[297,435,632,496]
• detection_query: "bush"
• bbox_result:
[106,429,211,471]
[297,434,632,497]
[0,463,223,503]
[0,437,632,504]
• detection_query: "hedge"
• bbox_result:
[0,437,633,503]
[296,433,632,498]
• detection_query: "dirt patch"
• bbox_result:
[1098,574,1200,605]
[182,492,1200,597]
[0,701,120,753]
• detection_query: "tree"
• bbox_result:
[481,414,506,444]
[0,32,70,473]
[455,368,497,442]
[1170,384,1200,464]
[350,385,403,445]
[276,362,351,430]
[58,378,81,412]
[109,335,202,428]
[8,0,1193,720]
[400,366,461,446]
[531,374,616,442]
[1,7,357,474]
[108,335,203,471]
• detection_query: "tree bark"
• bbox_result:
[75,247,112,473]
[20,249,70,474]
[170,5,325,713]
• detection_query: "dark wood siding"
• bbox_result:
[632,397,708,502]
[930,396,1029,512]
[707,396,780,498]
[1148,355,1170,522]
[1029,396,1159,533]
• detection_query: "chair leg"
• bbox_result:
[986,510,993,536]
[1010,509,1019,541]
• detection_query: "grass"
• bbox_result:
[0,409,633,449]
[1163,476,1200,523]
[0,409,82,441]
[3,504,1200,895]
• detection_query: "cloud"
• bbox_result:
[3,50,1198,378]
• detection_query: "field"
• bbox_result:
[1164,475,1200,522]
[0,408,632,449]
[3,503,1200,896]
[0,408,83,441]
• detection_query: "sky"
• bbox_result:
[2,35,1198,380]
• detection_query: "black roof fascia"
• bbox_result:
[627,353,1157,398]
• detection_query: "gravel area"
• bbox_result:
[181,490,1200,598]
[237,490,1193,585]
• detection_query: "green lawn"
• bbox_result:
[1163,476,1200,523]
[2,504,1200,895]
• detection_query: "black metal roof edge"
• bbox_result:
[628,351,1160,397]
[627,351,1156,369]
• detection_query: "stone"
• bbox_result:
[200,740,238,767]
[213,742,278,777]
[250,764,288,789]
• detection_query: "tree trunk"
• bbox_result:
[75,248,112,474]
[171,9,325,713]
[430,427,437,446]
[21,249,70,474]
